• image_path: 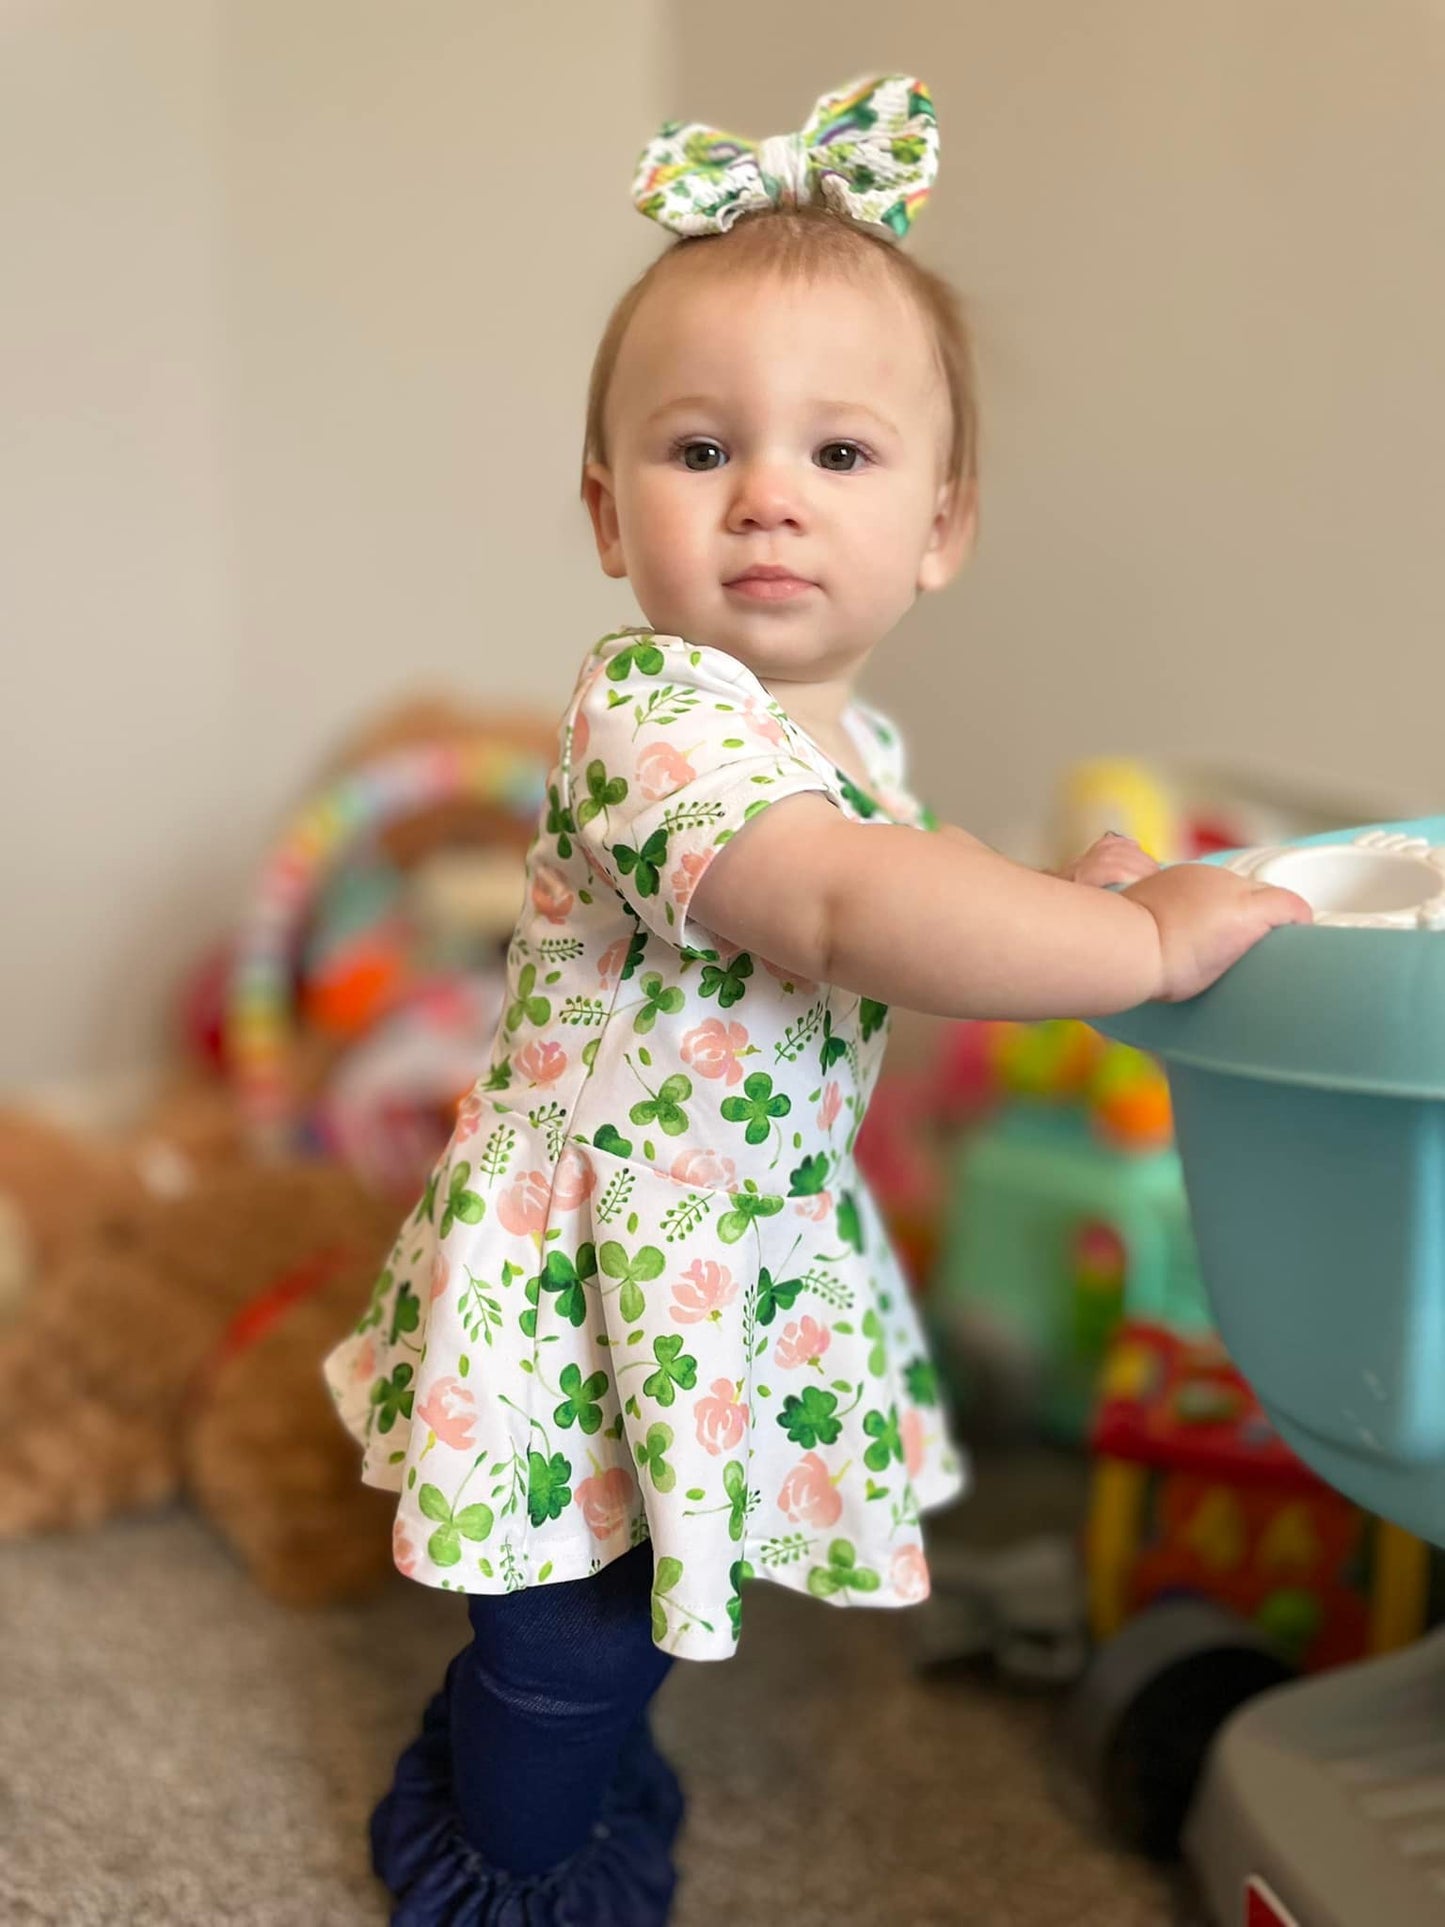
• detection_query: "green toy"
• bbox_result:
[932,1021,1211,1441]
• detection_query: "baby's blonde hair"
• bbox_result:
[582,205,980,493]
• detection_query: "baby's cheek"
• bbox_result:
[842,539,928,630]
[627,508,711,618]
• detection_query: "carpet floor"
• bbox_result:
[0,1460,1185,1926]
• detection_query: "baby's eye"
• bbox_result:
[815,441,868,473]
[677,439,727,471]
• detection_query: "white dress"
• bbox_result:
[325,631,965,1659]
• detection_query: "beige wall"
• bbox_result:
[2,0,661,1085]
[2,2,234,1087]
[673,1,1445,840]
[220,1,660,808]
[4,1,1442,1083]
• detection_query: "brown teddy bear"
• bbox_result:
[0,1106,147,1316]
[0,1107,401,1607]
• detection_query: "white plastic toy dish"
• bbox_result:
[1220,829,1445,930]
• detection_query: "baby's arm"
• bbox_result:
[690,795,1309,1020]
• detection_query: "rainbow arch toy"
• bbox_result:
[226,739,546,1155]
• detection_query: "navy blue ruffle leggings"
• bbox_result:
[370,1543,682,1923]
[451,1543,674,1872]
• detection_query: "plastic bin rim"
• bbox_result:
[1095,815,1445,1097]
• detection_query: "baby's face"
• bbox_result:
[585,262,970,686]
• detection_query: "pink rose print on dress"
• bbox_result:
[901,1406,927,1479]
[739,697,787,748]
[570,708,590,765]
[576,1466,635,1543]
[598,936,631,986]
[429,1252,450,1303]
[773,1316,831,1370]
[681,1018,750,1087]
[636,740,697,801]
[454,1090,487,1143]
[415,1376,477,1451]
[670,1260,738,1326]
[794,1191,832,1222]
[670,851,709,909]
[817,1082,843,1131]
[670,1148,737,1190]
[515,1039,568,1087]
[350,1337,378,1385]
[552,1146,596,1212]
[694,1378,750,1456]
[778,1452,843,1528]
[497,1170,551,1236]
[531,865,574,925]
[890,1544,930,1603]
[393,1517,418,1577]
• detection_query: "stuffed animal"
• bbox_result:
[0,1107,146,1319]
[0,1107,399,1606]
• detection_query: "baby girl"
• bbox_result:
[327,74,1307,1925]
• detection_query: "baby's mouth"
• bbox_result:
[724,566,817,603]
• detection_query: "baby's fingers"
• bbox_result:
[1251,883,1314,928]
[1105,845,1161,882]
[1066,835,1159,887]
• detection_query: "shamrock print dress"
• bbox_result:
[326,631,965,1660]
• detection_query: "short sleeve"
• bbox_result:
[850,695,909,794]
[847,692,935,829]
[564,635,834,947]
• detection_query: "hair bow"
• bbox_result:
[632,75,938,242]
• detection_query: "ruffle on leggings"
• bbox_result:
[370,1663,684,1926]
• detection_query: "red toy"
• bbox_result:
[1086,1323,1432,1673]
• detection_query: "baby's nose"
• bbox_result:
[726,463,806,532]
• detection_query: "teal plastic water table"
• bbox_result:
[1083,817,1445,1927]
[1100,817,1445,1553]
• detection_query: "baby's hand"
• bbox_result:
[1123,864,1313,1002]
[1057,833,1159,889]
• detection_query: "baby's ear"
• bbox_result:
[918,477,977,593]
[582,463,628,579]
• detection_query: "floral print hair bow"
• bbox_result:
[632,75,938,242]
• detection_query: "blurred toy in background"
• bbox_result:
[295,836,533,1193]
[928,1017,1208,1442]
[1087,1323,1434,1674]
[853,1007,1195,1439]
[315,972,503,1197]
[0,1106,402,1606]
[853,1071,948,1287]
[981,1018,1174,1154]
[174,697,552,1200]
[1055,759,1183,869]
[854,1004,1193,1442]
[0,1108,148,1323]
[1049,754,1408,871]
[912,1531,1091,1685]
[851,1013,997,1290]
[298,852,413,1045]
